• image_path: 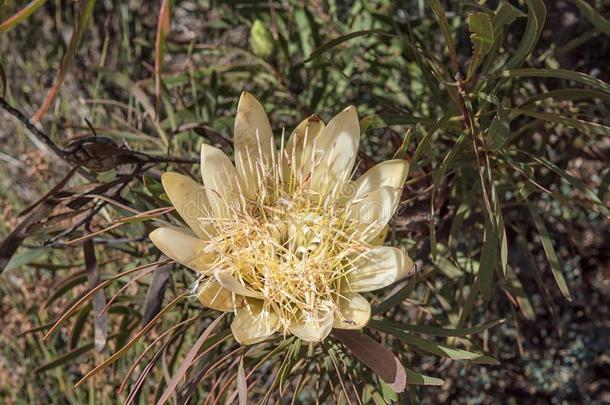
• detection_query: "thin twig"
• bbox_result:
[0,97,67,159]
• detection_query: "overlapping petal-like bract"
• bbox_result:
[150,92,415,344]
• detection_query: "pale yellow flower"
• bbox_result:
[150,92,414,344]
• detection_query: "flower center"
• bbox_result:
[199,154,367,331]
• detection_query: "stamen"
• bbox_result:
[191,142,370,331]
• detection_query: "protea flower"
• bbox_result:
[149,92,414,344]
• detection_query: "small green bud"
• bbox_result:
[250,20,274,59]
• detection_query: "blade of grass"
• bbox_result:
[33,0,96,122]
[0,0,47,33]
[155,0,172,118]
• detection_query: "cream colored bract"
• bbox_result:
[150,92,414,344]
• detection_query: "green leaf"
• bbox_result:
[569,0,610,35]
[487,97,510,150]
[430,132,469,259]
[513,109,610,137]
[0,59,6,97]
[519,191,572,301]
[469,13,494,57]
[34,333,118,374]
[480,1,526,75]
[428,0,457,73]
[492,1,527,44]
[44,272,88,308]
[467,12,494,78]
[303,29,391,63]
[517,88,610,108]
[361,114,435,132]
[3,248,46,272]
[505,0,546,69]
[373,276,417,315]
[405,368,445,386]
[524,152,610,217]
[479,217,498,300]
[411,113,455,170]
[371,322,498,364]
[505,266,536,321]
[155,0,172,116]
[371,319,505,337]
[488,68,610,95]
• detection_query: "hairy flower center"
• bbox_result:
[199,150,367,330]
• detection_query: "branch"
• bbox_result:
[0,97,67,159]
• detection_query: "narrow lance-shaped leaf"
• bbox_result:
[405,368,445,386]
[505,0,546,69]
[520,191,572,301]
[467,12,494,78]
[569,0,610,35]
[505,266,536,321]
[512,109,610,137]
[371,319,505,337]
[372,322,498,364]
[492,1,527,44]
[487,68,610,95]
[141,259,172,325]
[480,1,526,75]
[0,60,6,97]
[34,333,119,374]
[303,29,392,63]
[332,330,407,393]
[84,240,107,353]
[157,314,226,405]
[373,276,418,315]
[523,151,610,218]
[0,200,53,274]
[73,290,187,388]
[237,356,248,405]
[428,0,458,73]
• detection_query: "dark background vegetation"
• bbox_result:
[1,0,609,403]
